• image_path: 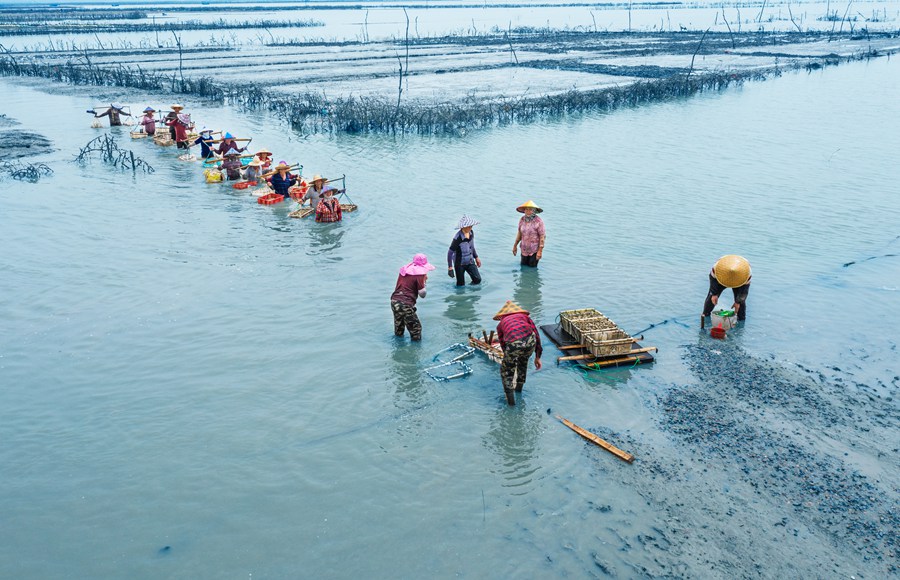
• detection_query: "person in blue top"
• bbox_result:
[447,215,482,286]
[267,161,297,197]
[193,128,216,158]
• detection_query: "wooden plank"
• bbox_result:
[557,416,635,463]
[558,346,657,362]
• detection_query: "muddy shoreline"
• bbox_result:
[581,341,899,578]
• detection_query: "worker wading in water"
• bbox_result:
[703,255,752,321]
[391,254,435,341]
[448,215,482,286]
[494,300,542,406]
[512,200,545,267]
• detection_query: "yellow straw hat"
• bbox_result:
[516,200,543,214]
[493,300,529,321]
[171,104,184,110]
[713,255,751,288]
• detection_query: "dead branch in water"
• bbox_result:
[0,160,53,182]
[688,28,710,76]
[722,10,736,49]
[75,135,154,173]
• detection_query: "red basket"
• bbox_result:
[710,325,726,339]
[257,193,285,205]
[233,180,257,190]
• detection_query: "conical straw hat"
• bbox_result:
[516,200,543,214]
[713,255,751,288]
[493,300,529,321]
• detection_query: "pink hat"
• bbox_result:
[399,253,436,276]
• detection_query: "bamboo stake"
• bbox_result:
[557,416,634,463]
[487,330,495,344]
[557,346,657,363]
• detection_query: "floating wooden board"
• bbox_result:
[557,415,635,463]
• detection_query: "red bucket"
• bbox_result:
[710,325,726,339]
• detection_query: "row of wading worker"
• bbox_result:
[391,200,546,406]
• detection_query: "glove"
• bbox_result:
[447,267,454,278]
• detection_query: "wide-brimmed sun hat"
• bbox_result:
[177,113,191,124]
[516,200,543,214]
[493,300,529,321]
[248,159,262,167]
[143,106,155,113]
[200,127,213,134]
[399,253,436,276]
[275,161,291,171]
[224,148,241,157]
[713,255,751,288]
[456,215,479,229]
[171,104,184,110]
[256,148,272,156]
[311,174,327,182]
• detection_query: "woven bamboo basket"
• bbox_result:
[582,330,634,357]
[153,133,174,147]
[289,207,315,219]
[340,203,358,213]
[571,317,616,342]
[560,308,605,338]
[252,185,274,197]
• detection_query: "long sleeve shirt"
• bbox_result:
[447,230,478,267]
[496,312,542,357]
[269,173,297,196]
[194,136,214,158]
[217,140,245,156]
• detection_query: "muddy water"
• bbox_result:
[1,57,898,578]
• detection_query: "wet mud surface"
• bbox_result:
[575,341,898,578]
[0,114,53,159]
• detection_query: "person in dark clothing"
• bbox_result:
[267,161,297,197]
[93,104,130,126]
[216,133,247,156]
[221,149,243,181]
[193,128,216,158]
[391,254,435,341]
[494,300,542,406]
[447,215,482,286]
[702,254,752,321]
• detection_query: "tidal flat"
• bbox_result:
[1,2,898,578]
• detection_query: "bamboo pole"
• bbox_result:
[557,346,657,363]
[557,416,635,463]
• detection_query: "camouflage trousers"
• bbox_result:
[500,333,537,393]
[391,300,422,341]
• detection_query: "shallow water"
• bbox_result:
[1,56,898,577]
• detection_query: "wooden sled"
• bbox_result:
[468,331,503,363]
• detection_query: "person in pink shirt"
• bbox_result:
[512,200,545,267]
[391,254,435,341]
